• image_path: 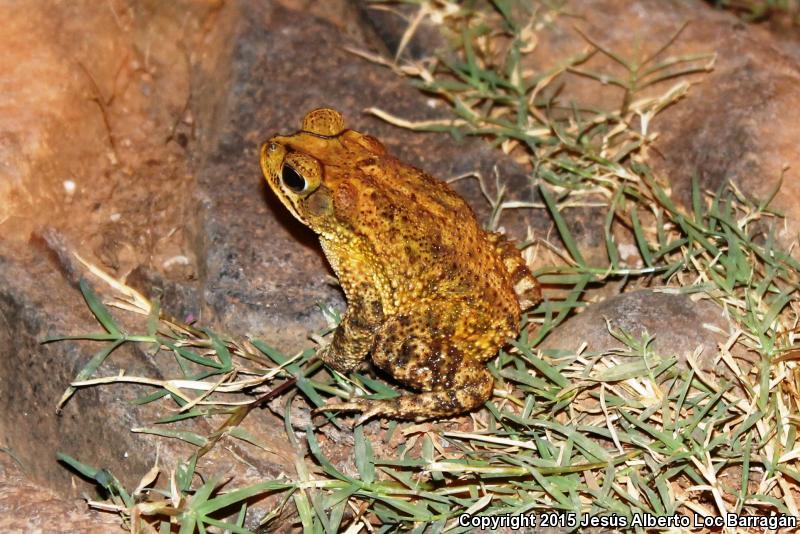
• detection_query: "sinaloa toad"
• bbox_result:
[260,108,541,422]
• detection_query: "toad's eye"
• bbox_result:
[280,153,322,195]
[281,165,306,192]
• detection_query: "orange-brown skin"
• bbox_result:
[260,108,541,423]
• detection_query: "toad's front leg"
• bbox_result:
[317,293,383,373]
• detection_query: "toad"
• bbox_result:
[260,108,540,422]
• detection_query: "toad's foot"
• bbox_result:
[315,378,492,425]
[314,399,384,426]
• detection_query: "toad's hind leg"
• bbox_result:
[322,366,494,423]
[390,367,494,421]
[320,311,496,422]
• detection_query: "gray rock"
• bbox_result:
[541,289,739,377]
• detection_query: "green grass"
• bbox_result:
[50,1,800,532]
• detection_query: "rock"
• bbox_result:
[0,247,181,492]
[0,244,294,503]
[0,0,300,520]
[540,289,745,379]
[765,15,800,60]
[0,453,120,532]
[530,0,800,245]
[545,0,800,228]
[356,1,447,60]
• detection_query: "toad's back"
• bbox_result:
[336,150,519,319]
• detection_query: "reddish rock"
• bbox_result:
[531,0,800,243]
[0,453,120,532]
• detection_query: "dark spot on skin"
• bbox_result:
[442,353,460,385]
[433,389,459,412]
[370,300,383,320]
[512,265,529,283]
[349,311,373,329]
[397,340,414,368]
[420,345,442,372]
[429,343,460,388]
[429,339,442,357]
[507,316,517,333]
